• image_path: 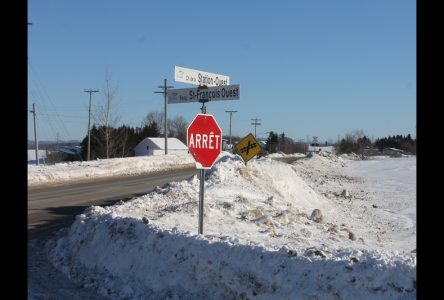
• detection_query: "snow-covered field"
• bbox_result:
[28,152,416,299]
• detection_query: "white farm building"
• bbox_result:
[134,137,188,156]
[28,149,47,164]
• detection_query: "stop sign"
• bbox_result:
[187,114,222,169]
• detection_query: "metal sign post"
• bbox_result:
[179,67,234,235]
[186,92,221,235]
[198,169,205,234]
[198,86,208,234]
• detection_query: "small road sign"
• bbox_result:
[168,84,240,104]
[235,133,262,163]
[187,114,223,169]
[175,66,230,86]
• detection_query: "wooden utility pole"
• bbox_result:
[84,89,99,161]
[251,118,261,138]
[154,79,173,154]
[225,110,237,148]
[29,103,39,165]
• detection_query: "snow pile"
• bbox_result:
[49,211,415,299]
[47,152,416,299]
[28,153,195,187]
[304,150,346,166]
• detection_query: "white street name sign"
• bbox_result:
[168,85,240,104]
[174,66,230,86]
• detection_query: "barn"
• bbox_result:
[134,137,188,156]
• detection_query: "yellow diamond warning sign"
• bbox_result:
[235,133,262,163]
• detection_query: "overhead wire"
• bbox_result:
[28,62,70,141]
[28,59,79,141]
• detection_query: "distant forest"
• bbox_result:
[79,130,418,160]
[336,133,416,155]
[79,122,161,160]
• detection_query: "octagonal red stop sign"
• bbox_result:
[187,114,222,169]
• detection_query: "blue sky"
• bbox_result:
[28,0,416,144]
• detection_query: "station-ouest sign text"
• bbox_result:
[174,66,230,87]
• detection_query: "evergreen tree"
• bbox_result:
[265,131,279,153]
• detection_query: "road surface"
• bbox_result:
[28,167,198,237]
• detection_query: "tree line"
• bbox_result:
[262,130,416,156]
[78,127,416,160]
[374,134,416,154]
[336,131,416,155]
[79,112,188,160]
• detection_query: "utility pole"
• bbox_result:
[84,89,99,161]
[29,103,39,165]
[225,110,237,148]
[251,118,261,138]
[154,79,173,154]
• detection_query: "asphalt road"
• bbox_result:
[28,167,198,238]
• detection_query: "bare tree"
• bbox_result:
[94,71,121,158]
[352,129,366,141]
[142,111,164,136]
[170,115,188,143]
[142,112,188,143]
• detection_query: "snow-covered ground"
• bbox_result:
[28,152,416,299]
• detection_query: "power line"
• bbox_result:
[38,113,88,118]
[28,59,74,141]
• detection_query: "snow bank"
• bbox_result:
[49,211,415,299]
[47,152,416,299]
[28,153,195,186]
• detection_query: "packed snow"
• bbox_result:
[28,154,195,187]
[29,152,416,299]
